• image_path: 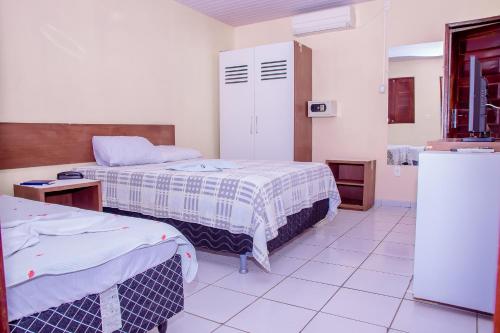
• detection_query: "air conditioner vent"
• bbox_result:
[292,6,355,36]
[225,65,248,84]
[261,60,287,81]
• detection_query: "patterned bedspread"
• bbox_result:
[76,160,340,270]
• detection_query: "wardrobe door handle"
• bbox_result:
[255,116,259,134]
[250,116,253,134]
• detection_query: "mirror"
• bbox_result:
[387,42,444,166]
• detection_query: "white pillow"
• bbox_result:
[155,145,202,162]
[92,136,164,166]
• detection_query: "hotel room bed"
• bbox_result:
[1,195,197,333]
[75,159,341,272]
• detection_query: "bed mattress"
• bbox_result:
[75,159,341,270]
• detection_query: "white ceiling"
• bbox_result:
[175,0,370,27]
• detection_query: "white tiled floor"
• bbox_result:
[263,277,339,310]
[156,207,493,333]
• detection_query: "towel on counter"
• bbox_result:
[1,212,122,257]
[166,159,242,172]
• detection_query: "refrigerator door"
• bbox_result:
[414,151,500,313]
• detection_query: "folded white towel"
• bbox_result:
[167,159,242,172]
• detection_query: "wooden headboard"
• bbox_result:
[0,123,175,170]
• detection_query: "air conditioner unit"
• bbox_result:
[292,6,356,36]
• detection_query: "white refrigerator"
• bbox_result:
[414,151,500,313]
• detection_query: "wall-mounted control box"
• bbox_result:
[307,100,336,117]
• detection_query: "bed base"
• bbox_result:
[9,254,184,333]
[106,198,329,274]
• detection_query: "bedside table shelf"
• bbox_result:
[335,179,365,187]
[14,179,102,211]
[326,159,376,211]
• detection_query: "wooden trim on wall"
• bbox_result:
[0,123,175,170]
[293,41,312,162]
[442,22,452,138]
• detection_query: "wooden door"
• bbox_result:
[219,48,255,159]
[388,77,415,124]
[444,16,500,138]
[253,42,294,161]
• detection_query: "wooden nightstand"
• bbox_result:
[326,159,376,211]
[14,179,102,212]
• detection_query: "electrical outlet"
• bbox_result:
[393,165,401,177]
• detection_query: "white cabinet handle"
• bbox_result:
[255,115,259,134]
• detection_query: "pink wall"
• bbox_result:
[234,0,500,204]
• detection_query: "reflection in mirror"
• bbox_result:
[387,42,444,166]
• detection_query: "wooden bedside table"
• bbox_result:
[326,159,376,211]
[14,179,102,212]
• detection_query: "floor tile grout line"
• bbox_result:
[304,312,392,331]
[209,274,413,302]
[181,207,488,332]
[182,216,344,330]
[209,212,364,329]
[298,209,409,331]
[188,263,240,296]
[386,276,412,331]
[290,209,412,328]
[185,209,408,332]
[183,254,256,329]
[309,210,408,330]
[217,210,373,332]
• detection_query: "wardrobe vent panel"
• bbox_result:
[224,65,248,84]
[260,60,287,81]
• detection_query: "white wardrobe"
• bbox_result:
[219,41,312,161]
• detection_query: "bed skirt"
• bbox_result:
[9,254,184,333]
[105,198,329,255]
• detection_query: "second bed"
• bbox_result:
[76,159,341,272]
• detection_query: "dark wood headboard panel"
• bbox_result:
[0,123,175,170]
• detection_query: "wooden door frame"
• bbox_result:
[0,228,9,333]
[442,15,500,138]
